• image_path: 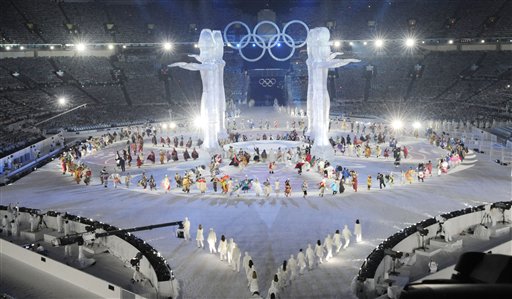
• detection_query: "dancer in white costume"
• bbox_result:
[207,228,217,253]
[306,27,360,147]
[170,29,226,149]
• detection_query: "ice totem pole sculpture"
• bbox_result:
[306,27,360,149]
[169,29,226,150]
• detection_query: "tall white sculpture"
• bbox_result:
[306,27,360,148]
[170,29,226,150]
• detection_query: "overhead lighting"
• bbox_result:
[20,46,25,50]
[405,38,415,47]
[375,39,384,48]
[50,45,55,50]
[448,40,454,44]
[169,122,177,129]
[163,42,172,51]
[481,39,485,43]
[349,41,354,46]
[391,119,403,130]
[76,43,86,51]
[5,46,11,51]
[412,121,421,129]
[107,44,114,50]
[122,45,127,49]
[363,41,368,46]
[58,97,67,105]
[333,40,341,47]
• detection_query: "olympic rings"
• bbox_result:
[224,20,309,62]
[259,78,276,87]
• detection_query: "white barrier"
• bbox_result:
[0,239,142,299]
[0,209,177,298]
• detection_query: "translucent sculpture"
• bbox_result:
[170,29,226,150]
[306,27,360,147]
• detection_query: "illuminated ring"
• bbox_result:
[223,21,251,49]
[258,78,276,87]
[252,21,281,49]
[259,78,275,87]
[267,33,296,61]
[238,33,266,62]
[282,20,309,48]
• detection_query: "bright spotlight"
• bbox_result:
[448,40,454,44]
[405,38,415,47]
[194,43,198,48]
[333,40,341,47]
[50,45,55,50]
[76,43,86,51]
[193,116,203,128]
[163,42,172,51]
[122,45,127,49]
[375,39,384,48]
[481,39,485,43]
[391,119,403,130]
[162,123,168,129]
[169,122,177,129]
[363,41,368,46]
[58,97,67,105]
[5,46,11,51]
[277,42,281,47]
[20,46,25,50]
[349,41,354,46]
[107,44,114,50]
[412,121,421,129]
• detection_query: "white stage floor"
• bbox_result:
[1,109,511,298]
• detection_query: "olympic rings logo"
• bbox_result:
[223,20,309,62]
[259,78,276,87]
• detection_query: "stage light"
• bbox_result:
[413,121,421,129]
[20,46,25,50]
[169,122,177,129]
[349,41,354,46]
[333,40,341,47]
[448,40,454,44]
[50,45,54,50]
[194,43,198,48]
[193,116,203,128]
[163,42,172,51]
[277,42,281,47]
[363,41,368,46]
[5,46,11,51]
[122,45,127,49]
[76,43,86,51]
[107,44,114,50]
[162,123,168,129]
[391,119,403,130]
[481,39,485,43]
[405,38,415,47]
[421,41,425,44]
[375,39,384,48]
[252,43,256,47]
[58,97,67,105]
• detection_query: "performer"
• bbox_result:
[284,179,292,197]
[302,180,308,198]
[318,179,326,197]
[162,175,171,193]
